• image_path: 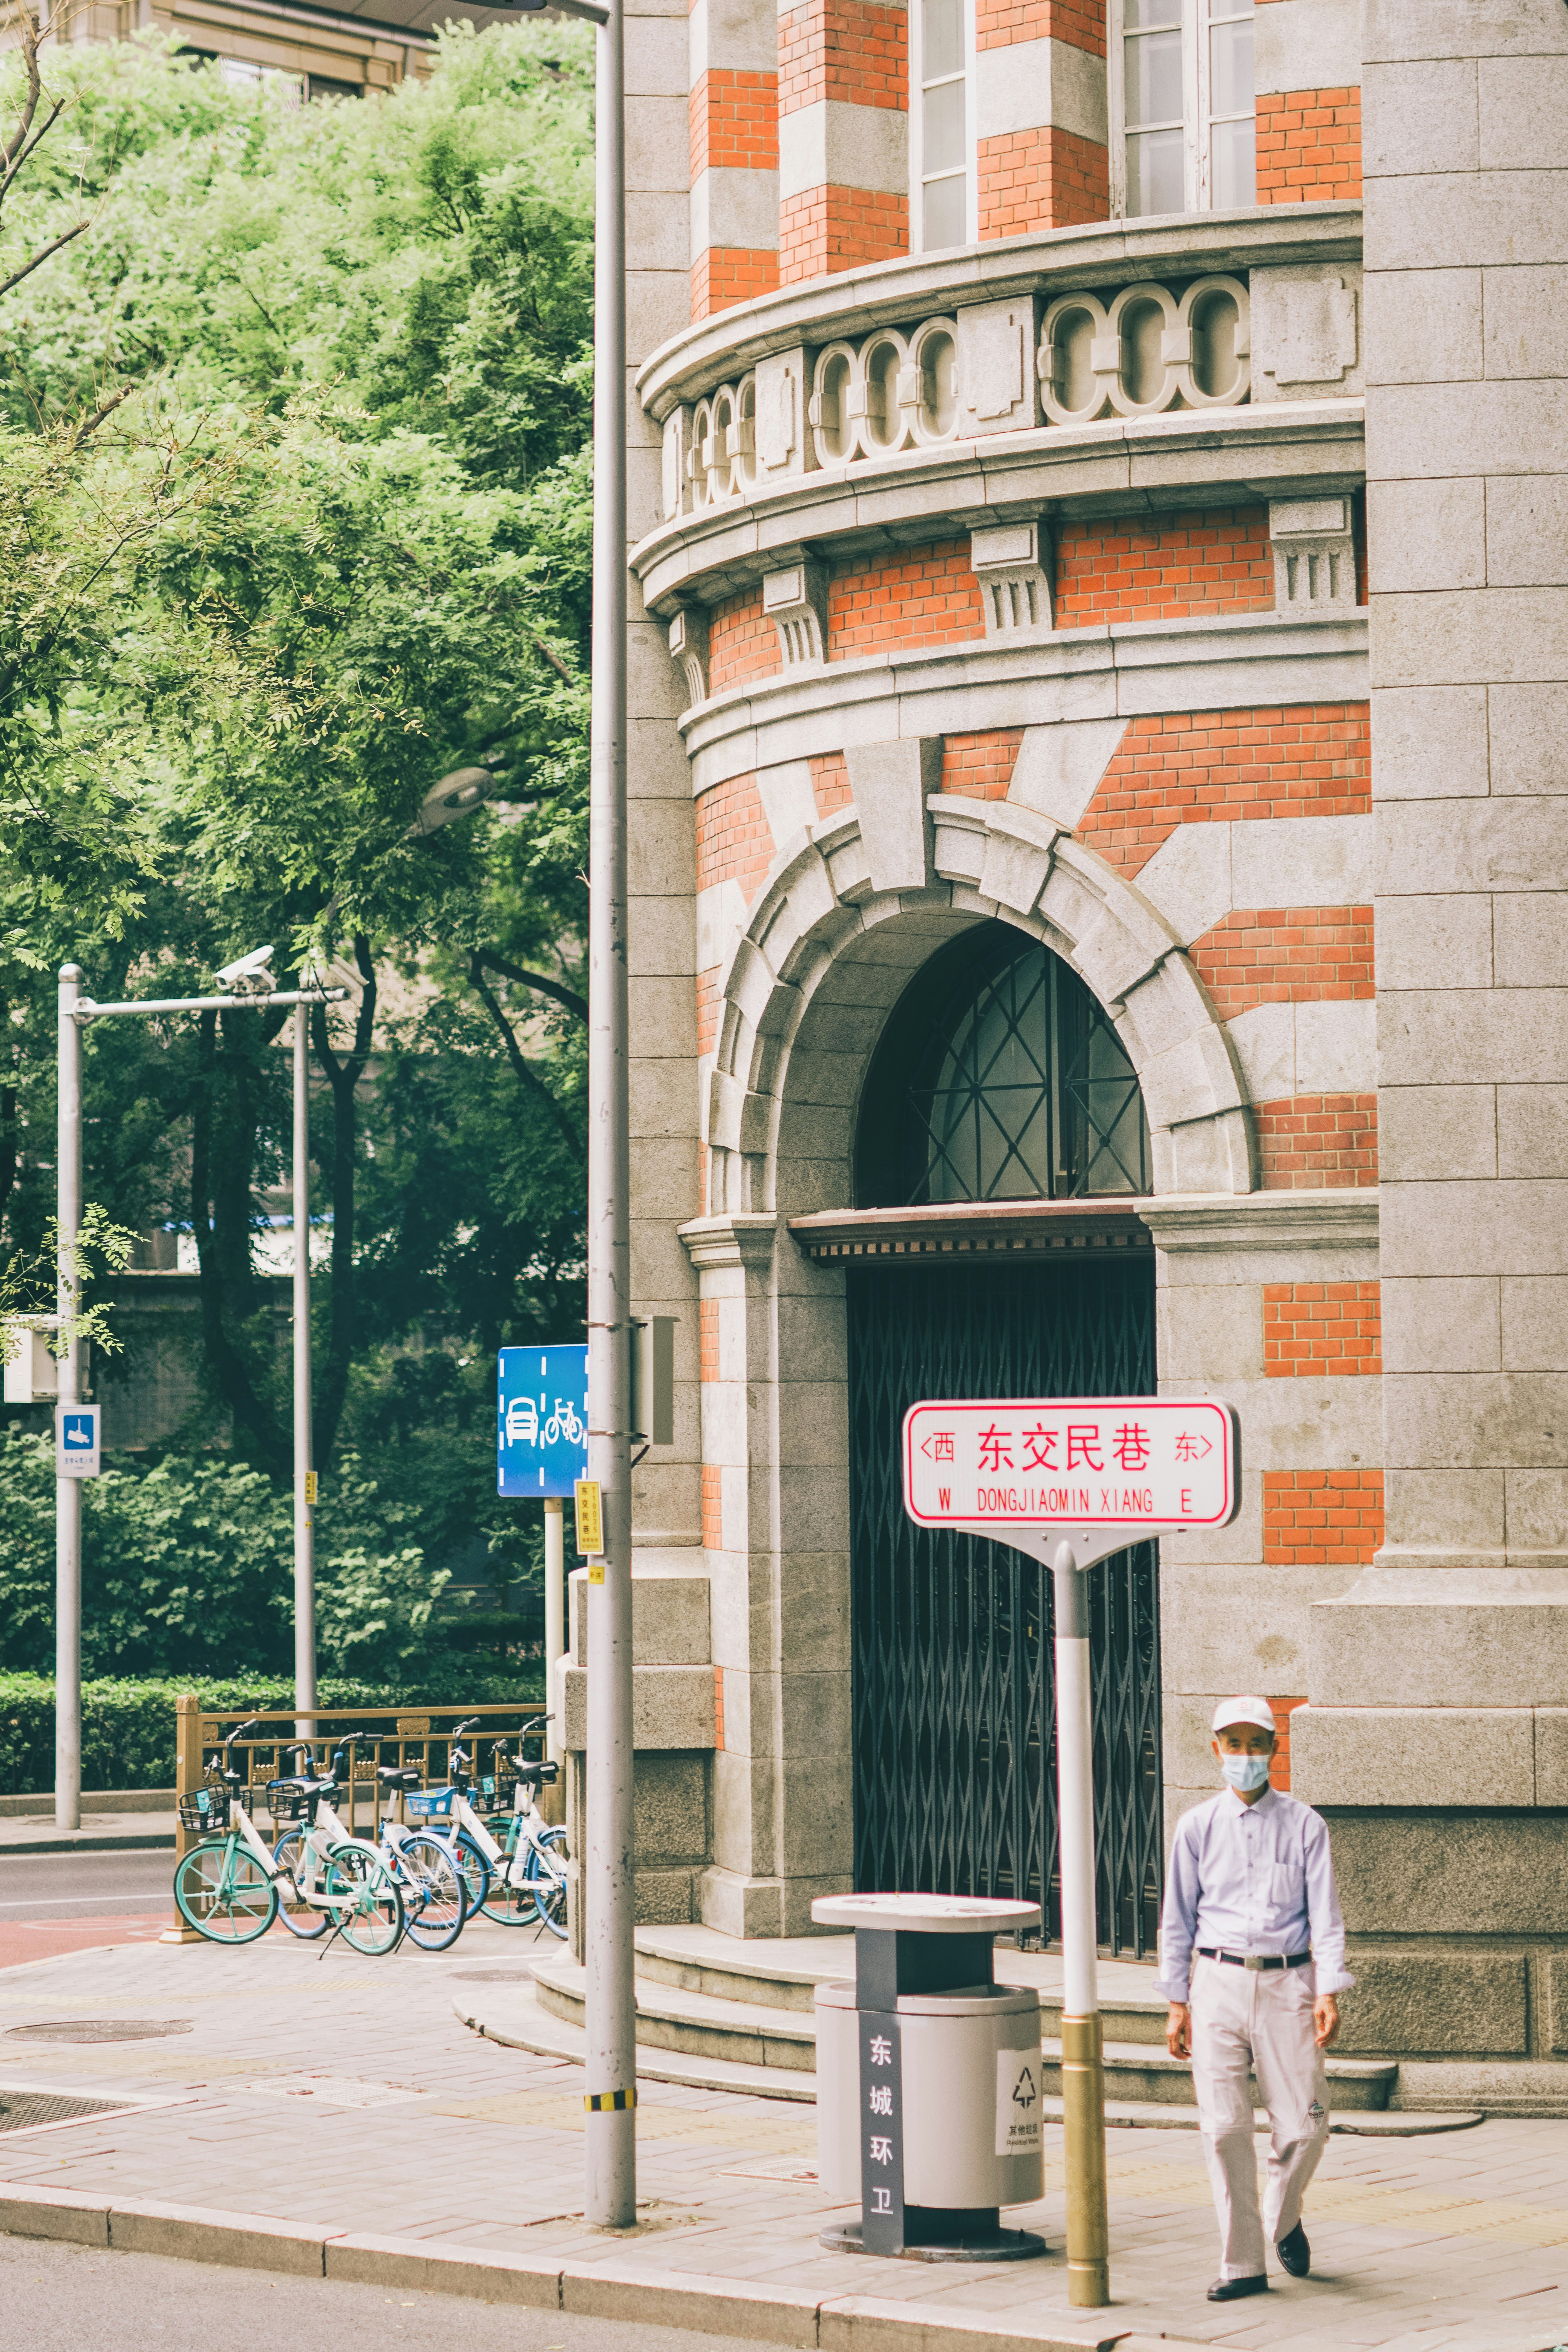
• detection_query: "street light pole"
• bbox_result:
[583,0,635,2231]
[293,1002,316,1724]
[55,963,83,1834]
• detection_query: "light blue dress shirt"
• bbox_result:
[1153,1784,1355,2001]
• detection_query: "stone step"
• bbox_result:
[535,1952,817,2073]
[632,1922,1172,2040]
[543,1949,1396,2110]
[454,1982,1480,2136]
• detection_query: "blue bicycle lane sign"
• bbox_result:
[497,1345,588,1498]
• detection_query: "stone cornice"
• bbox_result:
[681,607,1369,792]
[634,401,1365,615]
[678,1213,779,1271]
[789,1199,1154,1262]
[1138,1190,1380,1253]
[636,205,1364,421]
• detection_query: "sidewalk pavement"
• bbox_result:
[0,1926,1564,2352]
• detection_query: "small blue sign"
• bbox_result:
[498,1345,588,1498]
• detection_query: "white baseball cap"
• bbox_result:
[1211,1695,1276,1735]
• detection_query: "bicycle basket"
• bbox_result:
[406,1787,458,1821]
[266,1779,310,1822]
[479,1777,518,1816]
[179,1788,230,1832]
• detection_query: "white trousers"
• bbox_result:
[1188,1954,1330,2279]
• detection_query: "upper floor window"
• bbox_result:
[912,0,972,251]
[1115,0,1255,219]
[856,926,1152,1207]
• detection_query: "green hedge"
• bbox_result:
[0,1671,547,1796]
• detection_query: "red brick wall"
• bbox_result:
[1055,508,1274,629]
[1256,86,1362,203]
[1255,1094,1378,1190]
[696,968,721,1060]
[702,1463,723,1548]
[976,126,1109,239]
[695,771,774,904]
[692,249,780,318]
[1076,705,1372,879]
[778,0,907,109]
[779,185,909,280]
[1263,1470,1385,1567]
[940,729,1025,799]
[699,1297,720,1382]
[1263,1281,1382,1377]
[691,68,779,176]
[707,589,781,694]
[1266,1695,1308,1792]
[828,539,986,661]
[975,0,1104,58]
[1190,906,1375,1022]
[811,750,853,816]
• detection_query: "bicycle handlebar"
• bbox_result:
[225,1718,260,1747]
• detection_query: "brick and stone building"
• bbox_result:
[565,0,1568,2082]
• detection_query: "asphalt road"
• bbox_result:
[0,2233,791,2352]
[0,1847,174,1922]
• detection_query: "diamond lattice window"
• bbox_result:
[856,926,1152,1207]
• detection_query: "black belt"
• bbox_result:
[1197,1947,1311,1972]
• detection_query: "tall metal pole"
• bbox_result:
[55,965,83,1834]
[584,0,635,2230]
[544,1496,565,1774]
[293,1002,317,1728]
[1053,1540,1109,2306]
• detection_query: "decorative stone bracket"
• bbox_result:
[970,517,1053,639]
[763,557,828,668]
[668,606,710,706]
[1269,495,1358,612]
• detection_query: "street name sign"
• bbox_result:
[902,1396,1239,1565]
[497,1344,588,1498]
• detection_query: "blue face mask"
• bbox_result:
[1220,1752,1270,1793]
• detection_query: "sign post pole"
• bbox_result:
[55,963,83,1834]
[1052,1538,1109,2308]
[544,1496,566,1775]
[900,1393,1241,2312]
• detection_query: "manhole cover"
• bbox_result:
[0,2089,133,2132]
[452,1971,533,1984]
[4,2019,194,2044]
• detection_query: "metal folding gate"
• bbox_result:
[847,1254,1163,1955]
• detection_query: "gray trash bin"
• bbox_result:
[811,1891,1048,2260]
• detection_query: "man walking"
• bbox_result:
[1153,1695,1354,2302]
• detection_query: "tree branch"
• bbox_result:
[467,952,581,1152]
[0,216,89,307]
[472,947,586,1022]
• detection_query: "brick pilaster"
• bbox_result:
[777,0,909,281]
[690,0,779,318]
[973,0,1107,240]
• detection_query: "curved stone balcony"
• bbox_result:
[633,204,1365,657]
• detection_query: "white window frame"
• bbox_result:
[1107,0,1254,220]
[909,0,978,254]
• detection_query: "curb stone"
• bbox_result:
[0,2177,1216,2349]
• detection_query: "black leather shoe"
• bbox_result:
[1207,2274,1269,2302]
[1276,2222,1311,2277]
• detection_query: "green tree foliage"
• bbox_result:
[0,27,594,1648]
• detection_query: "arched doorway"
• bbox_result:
[847,924,1163,1954]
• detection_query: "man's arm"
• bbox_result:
[1303,1810,1355,1997]
[1152,1811,1201,2017]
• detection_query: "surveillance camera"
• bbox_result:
[215,945,277,994]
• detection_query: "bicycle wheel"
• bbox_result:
[174,1837,278,1944]
[453,1830,493,1916]
[270,1828,330,1940]
[398,1834,467,1951]
[523,1827,569,1939]
[477,1824,534,1926]
[323,1841,404,1955]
